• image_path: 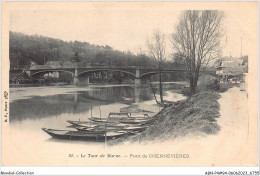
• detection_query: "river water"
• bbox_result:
[4,82,189,166]
[9,82,187,144]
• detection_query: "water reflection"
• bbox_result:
[10,83,186,123]
[9,85,152,122]
[133,86,140,103]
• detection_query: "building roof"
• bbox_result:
[30,65,52,70]
[30,61,39,65]
[216,58,244,76]
[216,69,243,76]
[63,61,76,68]
[219,60,240,68]
[45,61,62,68]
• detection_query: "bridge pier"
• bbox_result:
[85,76,90,85]
[79,76,89,85]
[73,76,79,85]
[74,76,90,86]
[135,69,141,87]
[134,86,141,103]
[73,68,79,85]
[135,78,141,86]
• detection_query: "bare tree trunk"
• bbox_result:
[190,73,198,95]
[172,10,224,96]
[190,75,194,95]
[149,78,162,106]
[159,70,164,106]
[146,30,167,106]
[190,81,197,95]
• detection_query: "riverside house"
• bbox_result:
[216,58,244,84]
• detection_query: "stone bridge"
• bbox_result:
[13,66,216,85]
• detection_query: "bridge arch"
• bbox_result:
[140,70,217,79]
[78,69,136,78]
[139,72,159,79]
[15,71,27,78]
[139,71,178,79]
[30,70,75,77]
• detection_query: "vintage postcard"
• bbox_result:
[1,1,258,169]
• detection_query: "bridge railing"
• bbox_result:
[26,65,160,70]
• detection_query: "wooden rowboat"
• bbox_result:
[42,128,128,141]
[66,120,99,127]
[76,124,148,134]
[89,116,153,125]
[75,124,126,132]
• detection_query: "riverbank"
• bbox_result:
[108,91,221,145]
[109,87,255,166]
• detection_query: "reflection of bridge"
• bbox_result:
[13,66,216,85]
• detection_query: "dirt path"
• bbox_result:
[212,87,252,165]
[188,87,257,165]
[185,87,256,165]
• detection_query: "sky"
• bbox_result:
[9,2,257,58]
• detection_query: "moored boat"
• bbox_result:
[76,123,148,133]
[42,128,128,141]
[109,112,150,119]
[75,124,127,132]
[66,120,99,127]
[89,112,153,125]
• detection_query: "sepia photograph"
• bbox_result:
[1,1,258,173]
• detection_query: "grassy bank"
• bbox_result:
[108,91,221,145]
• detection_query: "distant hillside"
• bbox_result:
[9,31,189,82]
[9,31,154,69]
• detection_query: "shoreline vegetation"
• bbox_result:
[108,91,221,146]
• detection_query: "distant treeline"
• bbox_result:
[11,31,156,68]
[9,31,187,81]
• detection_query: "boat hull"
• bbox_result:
[42,128,127,141]
[89,117,153,125]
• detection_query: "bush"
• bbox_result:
[206,79,220,91]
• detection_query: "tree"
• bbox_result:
[171,10,224,94]
[9,31,159,70]
[73,52,81,62]
[147,30,167,107]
